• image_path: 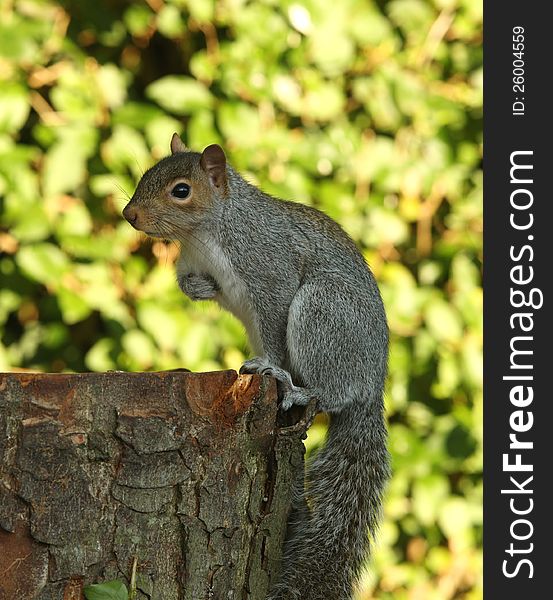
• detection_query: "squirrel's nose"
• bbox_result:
[123,204,138,226]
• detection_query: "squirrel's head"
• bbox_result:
[122,133,228,239]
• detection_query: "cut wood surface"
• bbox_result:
[0,371,306,600]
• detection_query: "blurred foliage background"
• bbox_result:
[0,0,482,598]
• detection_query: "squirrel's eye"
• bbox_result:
[171,183,191,199]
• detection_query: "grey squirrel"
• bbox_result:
[123,134,390,600]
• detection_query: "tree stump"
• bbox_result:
[0,371,306,600]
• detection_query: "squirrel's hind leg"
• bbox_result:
[286,277,372,414]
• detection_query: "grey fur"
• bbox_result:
[125,147,390,600]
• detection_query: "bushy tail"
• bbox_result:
[268,398,390,600]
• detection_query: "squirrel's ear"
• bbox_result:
[200,144,228,194]
[170,133,188,154]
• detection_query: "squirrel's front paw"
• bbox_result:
[178,273,219,300]
[241,359,312,411]
[240,358,294,387]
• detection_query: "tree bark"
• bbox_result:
[0,371,306,600]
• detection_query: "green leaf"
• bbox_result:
[96,64,128,109]
[0,83,30,134]
[84,580,128,600]
[425,299,464,344]
[303,84,345,122]
[187,0,214,22]
[57,287,92,325]
[137,303,181,352]
[146,76,213,115]
[157,5,185,38]
[187,110,221,149]
[309,25,354,76]
[8,202,51,242]
[145,115,183,156]
[42,137,88,198]
[0,21,40,62]
[412,475,449,526]
[55,203,93,238]
[0,289,20,325]
[122,329,155,369]
[74,263,132,325]
[438,497,474,549]
[388,0,435,39]
[348,7,394,45]
[124,5,153,36]
[112,102,165,129]
[16,244,70,286]
[50,70,101,124]
[218,103,261,145]
[101,125,150,177]
[85,339,116,372]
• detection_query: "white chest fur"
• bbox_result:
[176,234,264,355]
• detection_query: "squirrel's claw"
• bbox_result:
[240,356,269,374]
[279,397,318,436]
[240,358,312,412]
[240,358,295,389]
